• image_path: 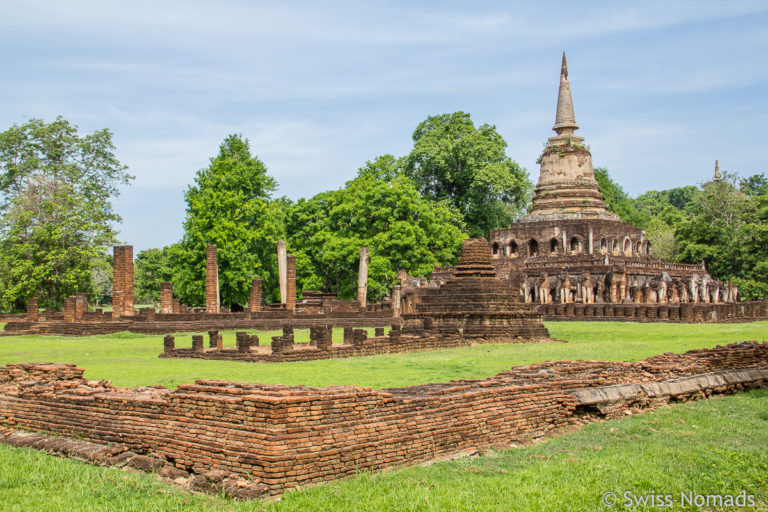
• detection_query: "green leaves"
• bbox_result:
[0,117,132,310]
[404,111,531,238]
[286,162,467,302]
[170,134,285,308]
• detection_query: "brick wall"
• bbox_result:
[1,342,766,495]
[536,301,768,323]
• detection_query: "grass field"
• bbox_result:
[0,321,766,389]
[0,321,767,511]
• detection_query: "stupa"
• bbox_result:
[481,53,737,306]
[401,238,549,339]
[401,53,736,308]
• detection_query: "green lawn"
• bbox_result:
[0,321,765,389]
[1,321,767,510]
[0,322,768,388]
[1,389,766,511]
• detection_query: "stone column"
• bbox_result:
[27,296,39,322]
[286,255,296,311]
[277,240,287,305]
[163,335,175,354]
[63,296,76,323]
[249,279,262,313]
[75,293,88,320]
[357,247,369,308]
[160,282,173,314]
[392,284,401,317]
[112,245,124,319]
[122,245,134,317]
[205,244,219,314]
[588,228,594,255]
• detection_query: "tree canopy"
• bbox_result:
[404,112,531,238]
[169,134,284,308]
[595,166,768,300]
[0,117,132,310]
[286,156,467,301]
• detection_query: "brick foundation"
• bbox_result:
[1,342,766,496]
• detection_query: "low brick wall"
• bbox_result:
[536,301,768,323]
[162,331,550,363]
[1,342,766,496]
[2,310,398,336]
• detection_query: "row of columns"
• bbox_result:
[204,242,370,313]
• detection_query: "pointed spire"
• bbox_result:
[714,160,721,181]
[553,52,579,135]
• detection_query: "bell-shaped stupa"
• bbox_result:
[519,52,618,223]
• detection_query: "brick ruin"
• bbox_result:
[1,342,766,497]
[162,238,550,363]
[398,54,764,322]
[492,55,736,306]
[112,245,134,318]
[402,238,549,339]
[6,240,397,336]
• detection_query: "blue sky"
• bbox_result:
[2,1,767,251]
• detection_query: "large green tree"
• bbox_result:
[675,172,768,299]
[170,134,284,308]
[404,112,531,237]
[0,117,132,310]
[286,156,467,301]
[593,167,649,228]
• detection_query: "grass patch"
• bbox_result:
[1,389,766,511]
[0,321,765,389]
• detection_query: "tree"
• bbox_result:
[593,167,648,228]
[286,157,467,301]
[739,173,768,197]
[673,172,768,299]
[134,247,173,304]
[170,134,284,308]
[0,117,132,311]
[404,112,531,237]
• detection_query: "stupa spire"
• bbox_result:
[553,51,579,135]
[714,160,721,181]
